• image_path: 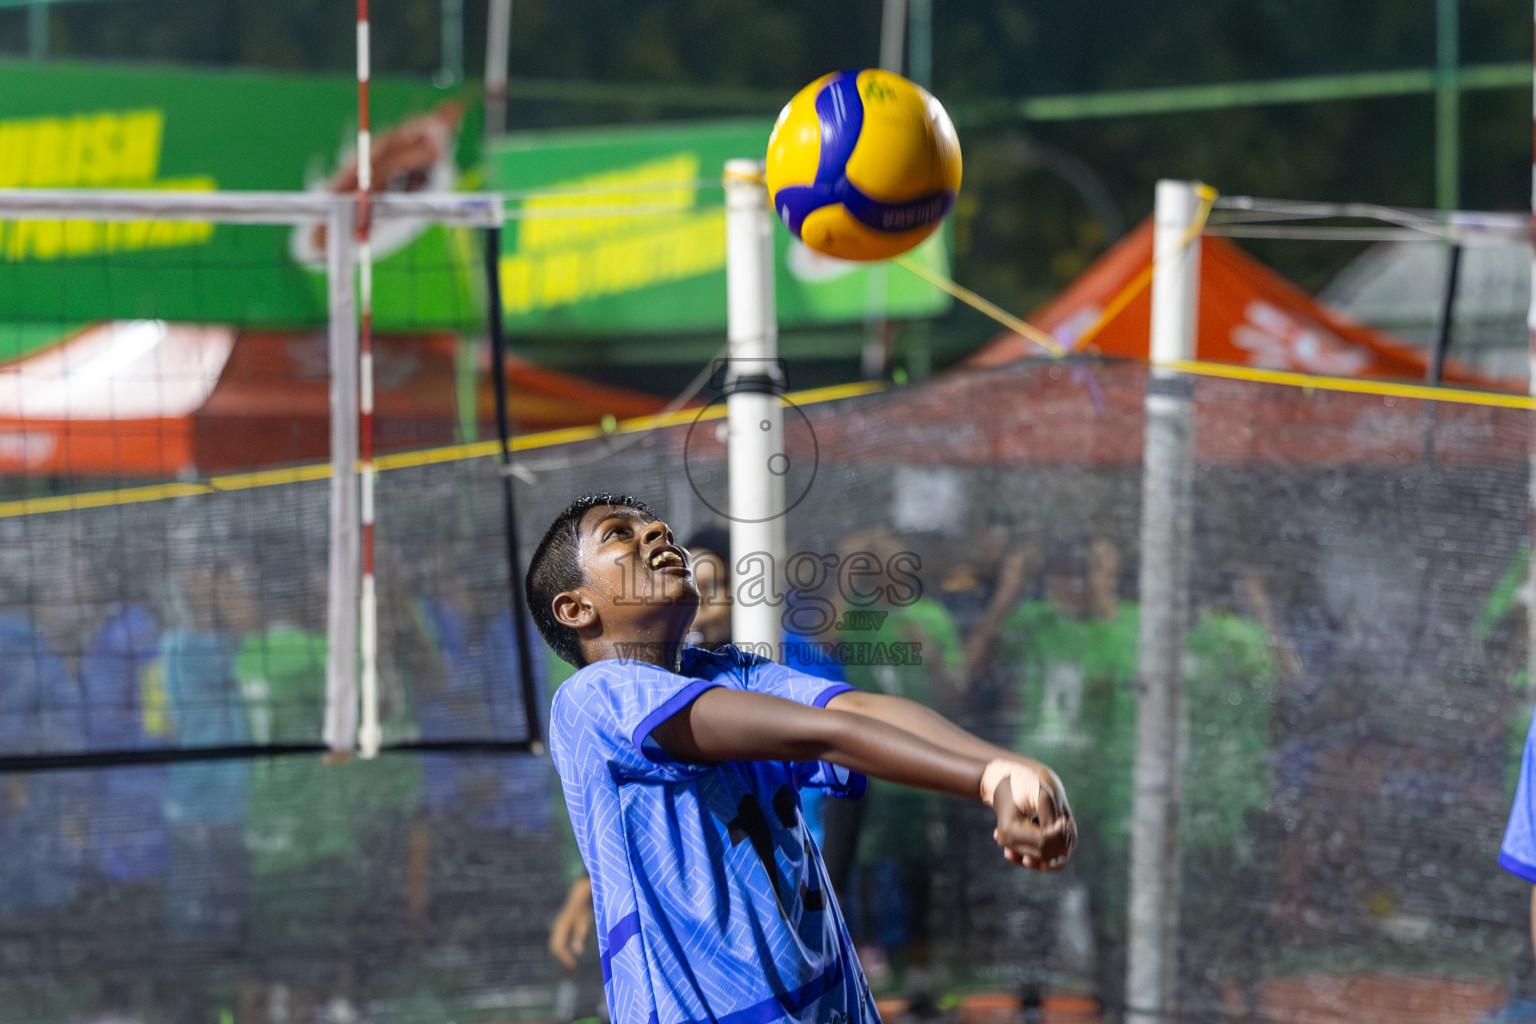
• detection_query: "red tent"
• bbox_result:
[966,218,1513,390]
[797,222,1531,470]
[0,323,670,477]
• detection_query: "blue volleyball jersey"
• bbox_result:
[549,645,876,1024]
[1501,702,1536,883]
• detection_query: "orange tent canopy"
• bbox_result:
[0,325,672,477]
[966,218,1513,390]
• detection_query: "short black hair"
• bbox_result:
[526,492,656,668]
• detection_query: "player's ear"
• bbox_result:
[552,590,598,631]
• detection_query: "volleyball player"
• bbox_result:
[527,493,1076,1024]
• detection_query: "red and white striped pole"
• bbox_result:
[356,0,381,759]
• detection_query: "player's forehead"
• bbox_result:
[576,504,658,539]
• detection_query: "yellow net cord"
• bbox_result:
[894,182,1218,359]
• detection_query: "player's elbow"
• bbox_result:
[825,688,879,715]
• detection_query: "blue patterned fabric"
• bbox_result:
[1501,701,1536,883]
[550,645,877,1024]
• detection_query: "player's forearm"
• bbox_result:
[656,688,985,800]
[811,707,986,799]
[827,689,1034,769]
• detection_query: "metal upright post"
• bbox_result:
[324,199,362,754]
[1429,242,1463,384]
[880,0,907,76]
[1126,179,1202,1024]
[864,0,909,381]
[28,0,47,60]
[439,0,464,86]
[484,0,512,139]
[483,225,543,752]
[907,0,932,90]
[723,159,784,654]
[1435,0,1460,210]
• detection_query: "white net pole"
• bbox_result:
[723,158,784,653]
[1126,178,1203,1024]
[325,198,362,753]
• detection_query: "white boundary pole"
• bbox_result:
[723,158,784,653]
[324,199,362,753]
[1126,178,1203,1024]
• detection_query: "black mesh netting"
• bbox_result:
[1,358,1532,1024]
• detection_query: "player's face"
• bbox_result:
[576,506,700,616]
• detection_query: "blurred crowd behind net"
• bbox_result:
[0,319,1532,1022]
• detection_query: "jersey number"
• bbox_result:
[722,785,825,919]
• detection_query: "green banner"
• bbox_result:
[0,61,482,330]
[489,120,951,334]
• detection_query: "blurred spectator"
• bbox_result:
[987,538,1279,1018]
[81,598,169,885]
[1484,542,1536,1024]
[161,560,254,946]
[831,530,961,1012]
[239,560,419,1024]
[413,541,554,958]
[0,578,89,915]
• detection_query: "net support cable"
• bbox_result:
[1208,195,1531,246]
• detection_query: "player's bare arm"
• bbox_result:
[548,874,594,970]
[825,688,1056,779]
[650,687,1075,870]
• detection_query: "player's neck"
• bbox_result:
[589,619,691,672]
[590,641,687,672]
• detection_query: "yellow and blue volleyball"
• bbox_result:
[766,69,962,262]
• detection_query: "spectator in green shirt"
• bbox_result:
[825,531,961,1012]
[980,537,1279,1018]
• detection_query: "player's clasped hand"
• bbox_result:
[982,758,1076,871]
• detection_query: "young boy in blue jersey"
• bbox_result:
[529,494,1076,1024]
[1495,701,1536,1023]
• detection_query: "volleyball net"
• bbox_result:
[0,179,1530,1024]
